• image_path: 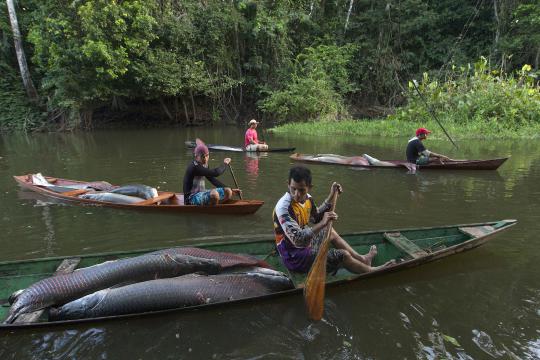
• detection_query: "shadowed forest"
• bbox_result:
[1,0,538,132]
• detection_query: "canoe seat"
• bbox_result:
[136,192,175,206]
[383,232,428,259]
[13,257,81,324]
[61,189,91,197]
[458,225,495,238]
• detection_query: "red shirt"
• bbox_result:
[244,128,259,147]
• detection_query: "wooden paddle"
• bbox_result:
[304,189,339,321]
[228,163,243,200]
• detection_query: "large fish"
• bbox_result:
[4,250,221,324]
[172,247,271,269]
[79,192,145,204]
[49,268,294,320]
[110,184,158,200]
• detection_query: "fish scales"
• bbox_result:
[5,251,221,323]
[166,247,270,269]
[50,268,294,320]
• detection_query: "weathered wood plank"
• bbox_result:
[61,189,90,197]
[136,192,175,206]
[383,232,428,259]
[458,225,495,238]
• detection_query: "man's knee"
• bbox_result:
[342,251,354,264]
[329,228,339,242]
[210,190,220,201]
[224,187,232,198]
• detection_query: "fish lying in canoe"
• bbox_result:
[49,268,294,320]
[79,192,145,204]
[110,184,158,200]
[14,174,265,215]
[0,220,517,328]
[290,153,509,170]
[5,248,266,324]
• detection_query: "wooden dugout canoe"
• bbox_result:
[185,140,295,153]
[290,153,509,170]
[13,174,264,215]
[0,219,516,329]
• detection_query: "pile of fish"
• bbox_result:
[49,268,292,320]
[79,184,159,205]
[4,248,292,323]
[31,174,159,205]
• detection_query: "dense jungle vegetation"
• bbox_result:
[1,0,539,133]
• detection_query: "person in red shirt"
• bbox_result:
[244,119,269,152]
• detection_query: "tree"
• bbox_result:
[5,0,38,102]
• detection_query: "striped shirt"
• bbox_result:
[272,192,330,272]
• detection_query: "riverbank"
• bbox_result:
[270,118,540,140]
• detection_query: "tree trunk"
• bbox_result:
[493,0,500,55]
[190,90,197,123]
[6,0,39,102]
[159,97,173,121]
[182,97,190,125]
[174,97,179,123]
[345,0,354,32]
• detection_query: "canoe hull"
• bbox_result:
[14,175,264,215]
[0,219,516,329]
[290,153,508,170]
[185,141,295,153]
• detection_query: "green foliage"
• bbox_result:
[2,0,540,131]
[392,57,540,131]
[26,0,157,127]
[499,1,540,69]
[272,57,540,139]
[260,75,346,123]
[259,44,354,122]
[0,64,45,131]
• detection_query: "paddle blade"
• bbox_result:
[303,239,331,321]
[303,188,338,321]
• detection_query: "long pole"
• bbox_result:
[228,164,243,200]
[411,80,459,149]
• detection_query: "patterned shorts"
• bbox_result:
[189,188,226,206]
[310,229,346,274]
[416,155,430,165]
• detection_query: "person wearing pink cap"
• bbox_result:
[244,119,268,152]
[406,128,452,165]
[183,139,241,205]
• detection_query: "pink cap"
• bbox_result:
[194,138,209,156]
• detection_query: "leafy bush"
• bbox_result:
[391,57,540,133]
[259,44,355,122]
[0,64,45,132]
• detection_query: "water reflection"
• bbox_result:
[244,152,268,183]
[0,129,538,358]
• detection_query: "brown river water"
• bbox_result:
[0,127,538,359]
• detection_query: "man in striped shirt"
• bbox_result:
[273,166,393,274]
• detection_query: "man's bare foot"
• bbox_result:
[371,259,397,271]
[364,245,378,265]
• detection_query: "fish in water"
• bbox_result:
[49,268,294,320]
[79,192,145,204]
[4,250,221,324]
[110,184,158,200]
